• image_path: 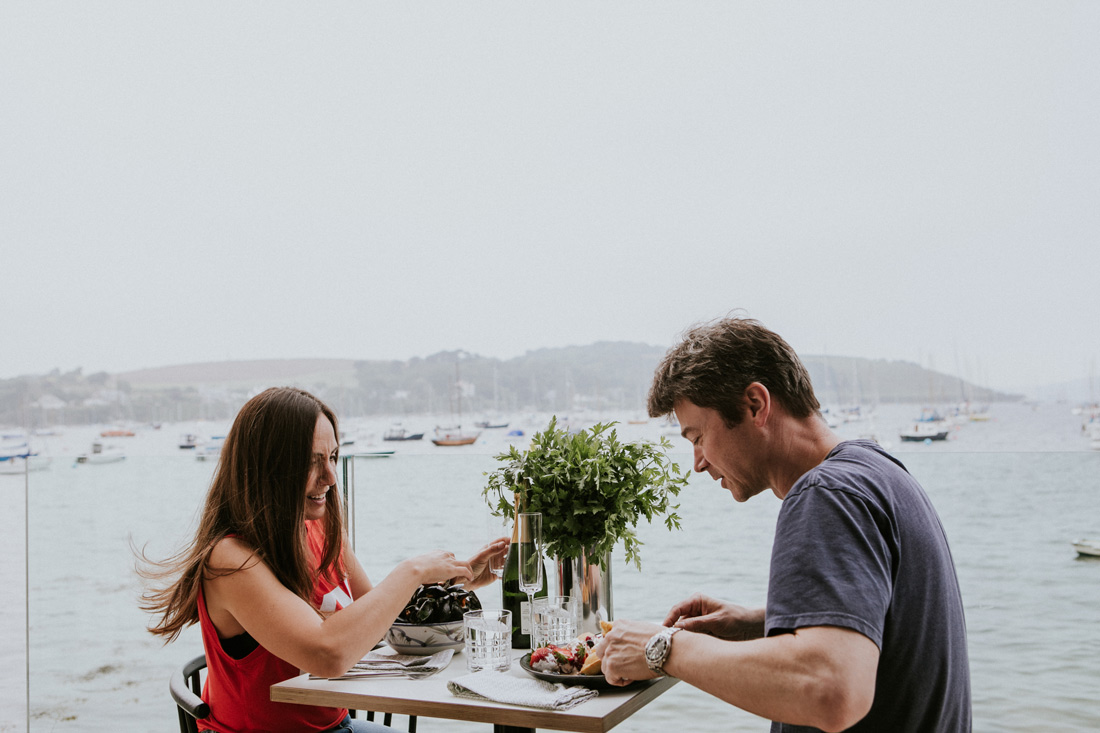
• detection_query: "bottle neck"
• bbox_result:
[512,490,529,542]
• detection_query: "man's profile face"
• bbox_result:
[674,399,767,503]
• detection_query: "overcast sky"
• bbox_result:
[2,2,1097,393]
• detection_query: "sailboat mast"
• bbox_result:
[455,360,462,427]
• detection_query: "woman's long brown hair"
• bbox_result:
[138,387,345,642]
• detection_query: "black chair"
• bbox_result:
[170,654,209,733]
[171,654,417,732]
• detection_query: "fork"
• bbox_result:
[312,667,442,681]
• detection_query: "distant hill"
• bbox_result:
[118,359,360,388]
[0,343,1022,427]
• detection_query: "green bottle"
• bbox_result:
[501,492,547,648]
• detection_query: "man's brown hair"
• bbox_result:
[648,316,820,426]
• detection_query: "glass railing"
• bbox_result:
[5,402,1099,731]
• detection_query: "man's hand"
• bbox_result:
[663,593,765,641]
[592,619,665,686]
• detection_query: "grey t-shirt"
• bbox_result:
[765,440,971,732]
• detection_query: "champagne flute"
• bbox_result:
[487,511,507,579]
[516,512,543,648]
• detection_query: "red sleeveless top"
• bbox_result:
[196,521,351,732]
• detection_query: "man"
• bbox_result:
[594,317,971,732]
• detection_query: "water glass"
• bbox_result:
[486,512,508,579]
[532,596,578,649]
[463,609,512,672]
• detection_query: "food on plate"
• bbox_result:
[530,622,614,676]
[530,644,584,674]
[579,650,602,675]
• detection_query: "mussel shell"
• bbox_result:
[399,583,484,624]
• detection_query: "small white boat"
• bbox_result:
[195,437,225,462]
[1086,421,1100,451]
[0,456,52,474]
[179,433,200,450]
[76,441,126,464]
[474,419,510,429]
[0,442,52,474]
[899,422,950,442]
[1072,539,1100,557]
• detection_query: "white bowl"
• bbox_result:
[384,619,465,655]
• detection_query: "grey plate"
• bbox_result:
[519,652,645,689]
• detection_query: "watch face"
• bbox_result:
[646,634,668,666]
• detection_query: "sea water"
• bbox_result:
[1,402,1099,732]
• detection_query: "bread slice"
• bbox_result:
[580,653,602,675]
[579,620,614,675]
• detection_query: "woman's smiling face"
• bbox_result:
[305,413,338,520]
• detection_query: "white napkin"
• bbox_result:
[447,670,599,710]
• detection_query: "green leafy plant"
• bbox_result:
[483,417,690,569]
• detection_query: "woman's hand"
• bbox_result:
[402,550,474,587]
[663,593,765,641]
[465,538,509,590]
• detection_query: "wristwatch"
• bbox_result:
[644,626,681,675]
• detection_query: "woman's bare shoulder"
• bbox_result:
[208,535,260,574]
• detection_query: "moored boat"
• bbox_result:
[431,429,480,447]
[1085,417,1100,451]
[0,455,52,474]
[100,428,136,438]
[76,441,126,464]
[899,422,950,442]
[383,425,424,441]
[178,433,200,449]
[432,360,479,446]
[474,420,510,429]
[1072,539,1100,557]
[0,441,52,474]
[195,436,225,462]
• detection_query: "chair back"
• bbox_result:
[168,651,419,732]
[169,654,209,733]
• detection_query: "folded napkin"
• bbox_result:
[448,670,599,710]
[312,649,454,680]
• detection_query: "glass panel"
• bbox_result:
[1,454,29,731]
[10,403,1100,729]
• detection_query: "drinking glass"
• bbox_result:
[516,512,543,648]
[486,512,508,579]
[532,595,577,649]
[463,609,512,672]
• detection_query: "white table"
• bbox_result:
[271,649,678,733]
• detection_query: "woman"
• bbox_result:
[140,387,507,733]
